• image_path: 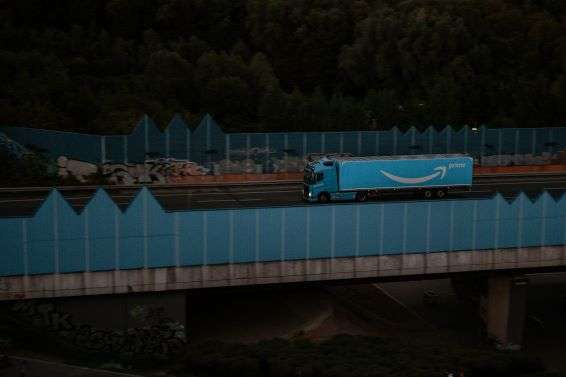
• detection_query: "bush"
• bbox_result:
[0,150,57,187]
[182,335,563,377]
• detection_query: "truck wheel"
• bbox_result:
[423,190,433,199]
[318,192,330,203]
[355,191,368,202]
[435,189,446,198]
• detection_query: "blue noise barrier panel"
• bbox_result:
[3,115,564,166]
[1,190,566,277]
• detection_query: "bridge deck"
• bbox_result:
[1,246,565,300]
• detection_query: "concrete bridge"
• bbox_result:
[1,187,566,349]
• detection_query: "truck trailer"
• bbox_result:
[303,154,473,203]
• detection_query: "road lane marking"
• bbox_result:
[195,198,265,203]
[474,180,566,186]
[153,189,301,197]
[0,195,100,204]
[0,198,45,203]
[196,199,237,203]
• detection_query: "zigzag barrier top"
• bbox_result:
[1,188,565,277]
[2,114,566,166]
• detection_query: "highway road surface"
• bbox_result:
[0,173,565,217]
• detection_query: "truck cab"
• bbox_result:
[303,158,340,203]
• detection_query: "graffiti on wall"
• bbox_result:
[57,156,209,184]
[11,301,186,358]
[228,146,275,159]
[54,150,566,184]
[103,158,209,184]
[212,157,306,174]
[57,156,98,182]
[479,152,557,167]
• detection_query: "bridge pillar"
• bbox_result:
[484,275,528,350]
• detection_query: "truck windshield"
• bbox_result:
[304,170,316,184]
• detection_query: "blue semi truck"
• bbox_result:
[303,154,473,203]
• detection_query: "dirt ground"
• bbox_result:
[183,283,430,344]
[184,273,566,373]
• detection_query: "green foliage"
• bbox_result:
[183,335,564,377]
[0,150,57,186]
[1,0,566,132]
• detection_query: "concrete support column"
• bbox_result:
[486,275,528,350]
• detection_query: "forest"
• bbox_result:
[1,0,565,133]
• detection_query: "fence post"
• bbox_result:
[247,134,252,161]
[393,127,398,154]
[284,133,288,162]
[144,115,149,159]
[471,200,478,252]
[100,136,106,164]
[165,128,170,158]
[22,219,29,276]
[410,127,416,155]
[114,205,120,270]
[225,134,230,165]
[174,213,180,267]
[497,129,503,166]
[378,204,385,274]
[540,193,547,248]
[53,192,59,275]
[464,125,469,154]
[143,188,148,269]
[494,195,501,255]
[265,133,270,172]
[517,194,524,252]
[514,129,520,159]
[480,126,486,161]
[281,209,286,263]
[206,116,211,169]
[302,133,307,160]
[186,128,191,161]
[123,135,128,164]
[428,127,434,154]
[84,207,90,272]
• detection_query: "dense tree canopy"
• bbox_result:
[1,0,565,133]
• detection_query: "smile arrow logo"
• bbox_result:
[380,166,447,184]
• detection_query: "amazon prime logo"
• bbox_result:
[380,166,447,184]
